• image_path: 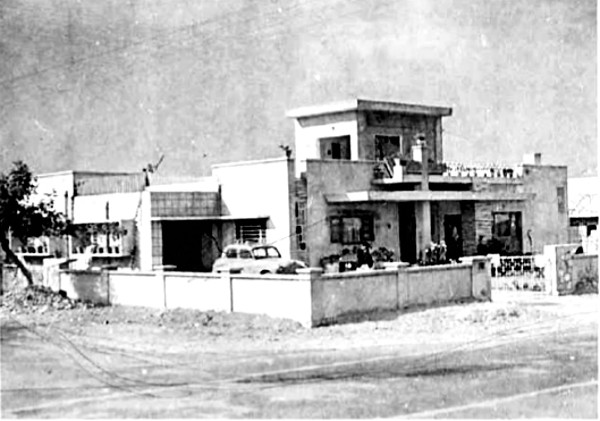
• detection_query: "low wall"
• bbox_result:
[544,244,598,295]
[313,269,399,325]
[59,270,109,305]
[164,272,230,312]
[109,271,164,308]
[310,257,490,326]
[2,264,44,291]
[403,264,472,306]
[232,274,312,327]
[45,258,491,328]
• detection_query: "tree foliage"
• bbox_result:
[0,161,69,286]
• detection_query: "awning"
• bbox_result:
[325,190,529,203]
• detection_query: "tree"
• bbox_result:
[0,161,69,286]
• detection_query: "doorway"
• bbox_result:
[161,221,216,271]
[444,215,463,261]
[398,203,417,263]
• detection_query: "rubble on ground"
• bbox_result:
[0,285,103,314]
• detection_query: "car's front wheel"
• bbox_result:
[260,270,271,275]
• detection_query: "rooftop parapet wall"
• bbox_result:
[212,157,295,257]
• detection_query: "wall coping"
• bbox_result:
[106,270,156,277]
[321,268,398,280]
[571,253,599,260]
[163,271,222,279]
[404,263,472,273]
[232,274,305,281]
[62,269,105,275]
[305,159,379,166]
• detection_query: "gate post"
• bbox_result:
[462,256,491,301]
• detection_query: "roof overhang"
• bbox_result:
[150,215,269,222]
[286,98,452,119]
[325,190,529,203]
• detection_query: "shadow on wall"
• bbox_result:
[573,257,598,294]
[61,271,109,305]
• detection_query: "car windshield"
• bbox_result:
[252,246,281,259]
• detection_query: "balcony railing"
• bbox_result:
[374,160,525,181]
[443,162,524,179]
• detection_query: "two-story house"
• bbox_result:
[286,98,569,266]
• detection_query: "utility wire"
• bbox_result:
[0,0,318,88]
[1,0,388,109]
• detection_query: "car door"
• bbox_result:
[238,248,257,273]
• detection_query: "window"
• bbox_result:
[492,212,522,254]
[225,248,237,258]
[71,222,124,255]
[330,214,374,244]
[374,135,401,160]
[252,246,281,259]
[236,220,267,243]
[557,187,566,214]
[319,136,351,160]
[151,192,219,217]
[239,249,252,259]
[13,236,50,254]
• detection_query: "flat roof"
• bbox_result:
[212,157,289,169]
[36,170,140,178]
[286,98,453,119]
[150,215,269,222]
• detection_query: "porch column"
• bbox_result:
[416,202,432,260]
[412,137,432,259]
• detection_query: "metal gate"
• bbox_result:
[490,255,548,292]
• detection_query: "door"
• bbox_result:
[398,203,417,263]
[444,215,463,261]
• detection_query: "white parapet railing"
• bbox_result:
[443,162,524,179]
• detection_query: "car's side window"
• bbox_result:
[225,248,237,258]
[239,249,252,259]
[266,247,281,258]
[252,248,267,259]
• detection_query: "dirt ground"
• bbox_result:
[1,288,598,418]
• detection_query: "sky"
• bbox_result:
[0,0,597,177]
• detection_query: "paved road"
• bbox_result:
[2,294,597,418]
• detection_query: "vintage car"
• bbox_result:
[211,244,307,274]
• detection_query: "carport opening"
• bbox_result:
[161,221,218,272]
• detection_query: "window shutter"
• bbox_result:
[361,215,374,242]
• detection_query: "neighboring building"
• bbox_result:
[568,175,598,253]
[13,98,571,271]
[10,170,145,268]
[13,163,296,272]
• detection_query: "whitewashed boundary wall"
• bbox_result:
[54,257,490,327]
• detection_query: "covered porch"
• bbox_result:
[325,190,528,263]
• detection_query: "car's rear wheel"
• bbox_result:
[260,270,271,275]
